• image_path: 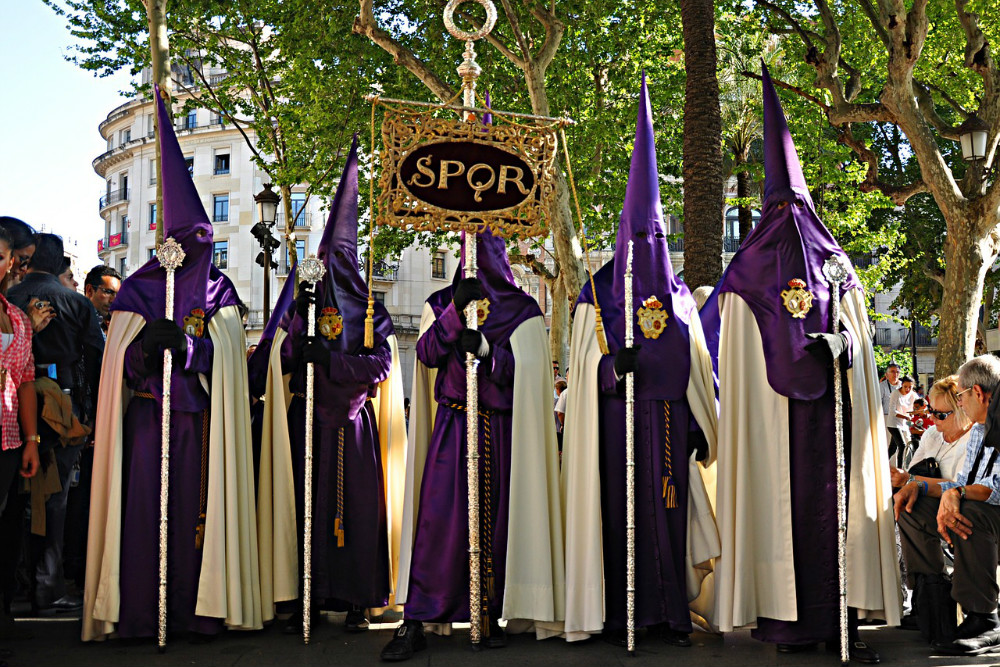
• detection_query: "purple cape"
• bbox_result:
[701,63,859,400]
[113,85,240,323]
[578,75,694,400]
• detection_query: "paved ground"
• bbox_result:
[5,612,1000,667]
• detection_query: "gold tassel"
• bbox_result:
[662,476,678,509]
[593,304,610,355]
[364,297,375,349]
[194,513,206,550]
[333,515,345,548]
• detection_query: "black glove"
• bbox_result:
[459,329,491,359]
[805,332,848,364]
[453,278,483,312]
[296,283,317,318]
[613,345,641,378]
[302,338,329,368]
[689,430,709,462]
[142,318,188,358]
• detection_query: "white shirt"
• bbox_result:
[887,388,915,431]
[880,378,901,416]
[910,425,972,481]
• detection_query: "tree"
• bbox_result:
[679,0,725,288]
[755,0,1000,374]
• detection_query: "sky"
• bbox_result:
[0,1,132,270]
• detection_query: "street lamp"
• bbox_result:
[958,114,990,162]
[253,183,281,326]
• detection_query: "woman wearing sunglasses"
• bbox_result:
[891,375,972,490]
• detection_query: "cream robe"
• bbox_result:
[83,307,263,641]
[395,305,565,638]
[713,290,901,632]
[561,302,721,641]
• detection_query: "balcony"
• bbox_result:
[97,230,129,254]
[277,209,311,229]
[99,188,130,211]
[722,235,740,253]
[390,313,421,334]
[371,261,398,282]
[176,118,198,131]
[212,213,229,223]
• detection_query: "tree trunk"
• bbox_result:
[736,166,753,244]
[679,0,724,288]
[549,277,569,374]
[934,219,990,375]
[145,0,169,247]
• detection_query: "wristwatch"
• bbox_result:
[956,485,967,500]
[25,434,41,444]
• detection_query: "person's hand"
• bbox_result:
[893,482,919,521]
[613,346,641,377]
[296,283,317,318]
[142,318,188,356]
[302,339,329,368]
[459,329,490,359]
[889,466,909,488]
[805,332,848,363]
[453,278,483,312]
[937,488,972,546]
[20,440,39,479]
[27,297,56,333]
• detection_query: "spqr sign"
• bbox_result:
[400,142,535,212]
[376,111,558,238]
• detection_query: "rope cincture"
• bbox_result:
[195,410,210,548]
[364,99,378,350]
[447,401,496,638]
[333,427,346,548]
[662,401,677,510]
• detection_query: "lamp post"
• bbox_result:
[253,183,281,326]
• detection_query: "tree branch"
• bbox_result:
[913,81,963,140]
[836,124,929,205]
[353,0,456,102]
[509,251,556,281]
[526,4,564,73]
[497,0,532,64]
[740,70,830,112]
[755,0,815,51]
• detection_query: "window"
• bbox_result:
[147,113,155,138]
[213,241,229,269]
[148,248,157,261]
[119,257,127,278]
[149,158,157,185]
[120,128,131,145]
[184,156,194,175]
[291,193,307,227]
[373,291,386,305]
[121,215,129,232]
[213,194,229,222]
[285,239,306,273]
[149,203,157,230]
[106,135,113,151]
[214,152,230,175]
[180,109,197,130]
[431,251,446,279]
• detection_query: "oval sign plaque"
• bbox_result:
[399,141,536,213]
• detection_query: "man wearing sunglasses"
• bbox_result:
[896,355,1000,655]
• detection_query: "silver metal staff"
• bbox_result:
[624,241,637,655]
[156,237,185,653]
[822,255,850,665]
[443,0,497,647]
[298,256,326,645]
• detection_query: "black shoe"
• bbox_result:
[954,611,1000,640]
[484,620,506,648]
[776,643,817,653]
[282,611,303,635]
[49,594,83,611]
[345,608,369,633]
[602,628,627,647]
[848,641,880,664]
[657,625,692,647]
[900,613,919,631]
[381,621,426,662]
[935,616,1000,656]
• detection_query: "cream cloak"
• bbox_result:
[257,329,407,606]
[394,305,565,638]
[561,302,721,641]
[712,290,901,631]
[83,307,263,641]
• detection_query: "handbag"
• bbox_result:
[908,456,942,479]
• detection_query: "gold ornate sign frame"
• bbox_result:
[373,97,560,239]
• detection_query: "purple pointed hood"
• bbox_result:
[287,135,393,352]
[708,62,860,400]
[578,75,695,400]
[113,85,240,323]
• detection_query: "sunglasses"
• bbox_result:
[929,409,954,420]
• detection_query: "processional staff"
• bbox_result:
[624,241,637,656]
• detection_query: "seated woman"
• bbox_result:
[890,375,972,488]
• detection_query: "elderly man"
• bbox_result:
[896,354,1000,655]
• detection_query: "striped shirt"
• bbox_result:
[941,422,1000,505]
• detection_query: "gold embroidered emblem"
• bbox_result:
[477,297,491,327]
[780,279,814,319]
[318,307,344,341]
[637,295,669,339]
[183,308,205,338]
